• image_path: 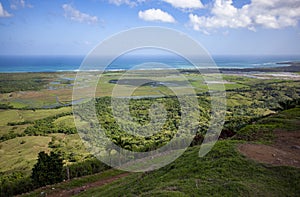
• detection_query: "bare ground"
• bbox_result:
[45,173,130,197]
[238,131,300,168]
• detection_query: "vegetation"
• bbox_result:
[21,169,123,197]
[0,108,72,142]
[0,107,71,135]
[234,106,300,142]
[76,141,300,197]
[0,136,51,174]
[62,158,110,180]
[47,134,90,164]
[0,153,110,197]
[31,151,64,187]
[0,172,34,197]
[0,73,50,93]
[24,112,76,135]
[0,103,13,109]
[0,71,300,196]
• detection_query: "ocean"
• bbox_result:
[0,55,299,73]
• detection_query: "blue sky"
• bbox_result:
[0,0,300,55]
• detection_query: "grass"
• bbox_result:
[53,115,75,128]
[21,169,125,197]
[17,107,71,121]
[0,124,29,136]
[0,110,21,126]
[0,107,72,136]
[224,83,248,90]
[75,141,300,197]
[0,136,51,174]
[0,107,71,126]
[234,107,300,143]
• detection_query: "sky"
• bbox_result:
[0,0,300,56]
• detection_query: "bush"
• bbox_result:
[63,158,110,180]
[0,103,13,109]
[0,156,109,196]
[0,172,34,197]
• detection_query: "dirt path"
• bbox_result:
[47,173,130,197]
[238,131,300,168]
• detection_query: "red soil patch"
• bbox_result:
[46,173,130,197]
[238,131,300,168]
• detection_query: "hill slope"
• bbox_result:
[74,141,299,196]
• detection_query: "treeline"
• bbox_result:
[0,152,110,197]
[0,112,75,142]
[0,103,13,109]
[0,172,33,197]
[24,112,76,135]
[278,98,300,110]
[0,132,26,142]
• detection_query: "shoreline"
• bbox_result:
[0,62,299,74]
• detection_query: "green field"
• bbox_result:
[0,136,51,174]
[0,107,72,141]
[0,107,71,126]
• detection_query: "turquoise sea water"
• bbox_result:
[0,55,299,73]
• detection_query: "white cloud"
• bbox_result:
[162,0,204,9]
[189,0,252,32]
[109,0,137,7]
[10,0,32,10]
[163,0,204,9]
[0,3,12,17]
[138,8,176,23]
[62,4,98,25]
[255,15,279,29]
[189,0,300,33]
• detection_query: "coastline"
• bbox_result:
[0,62,299,74]
[220,61,300,73]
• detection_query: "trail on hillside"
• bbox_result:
[47,173,130,197]
[239,131,300,168]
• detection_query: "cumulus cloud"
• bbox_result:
[162,0,204,9]
[0,3,12,17]
[62,4,98,25]
[189,0,300,33]
[139,8,176,23]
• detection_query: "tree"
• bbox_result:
[31,151,63,187]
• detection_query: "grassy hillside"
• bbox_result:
[0,107,71,136]
[73,140,299,196]
[0,136,51,174]
[234,107,300,142]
